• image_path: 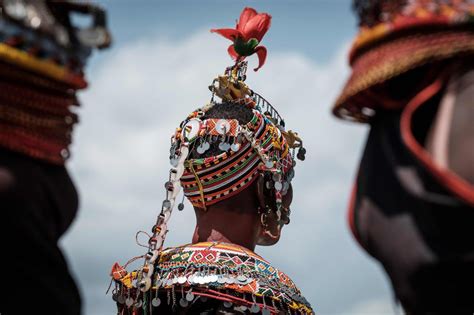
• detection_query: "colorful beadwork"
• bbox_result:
[109,7,311,315]
[333,0,474,122]
[112,242,313,314]
[0,2,110,164]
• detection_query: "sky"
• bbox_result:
[61,1,397,314]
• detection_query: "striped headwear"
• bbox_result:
[169,62,304,210]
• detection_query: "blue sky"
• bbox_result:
[91,0,357,67]
[62,1,397,314]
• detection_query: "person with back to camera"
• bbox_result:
[110,7,314,315]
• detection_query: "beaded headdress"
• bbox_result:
[174,62,304,211]
[110,8,314,314]
[113,7,306,295]
[333,0,474,122]
[0,0,111,163]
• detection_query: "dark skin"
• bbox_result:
[192,173,293,251]
[136,174,294,314]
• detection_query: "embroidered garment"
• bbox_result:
[113,242,313,314]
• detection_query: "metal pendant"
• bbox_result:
[194,275,203,284]
[265,160,274,169]
[186,292,194,302]
[274,181,283,191]
[219,142,231,151]
[125,297,134,307]
[215,120,231,135]
[250,303,260,313]
[202,275,211,283]
[231,143,241,152]
[162,199,171,210]
[179,298,189,308]
[151,297,161,307]
[196,142,208,154]
[170,157,179,167]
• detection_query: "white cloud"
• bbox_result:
[62,29,392,314]
[345,298,397,315]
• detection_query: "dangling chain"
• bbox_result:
[136,145,190,293]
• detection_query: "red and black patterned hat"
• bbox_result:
[333,0,474,122]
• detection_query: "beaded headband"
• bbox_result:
[0,1,111,88]
[170,62,304,213]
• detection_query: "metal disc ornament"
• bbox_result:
[250,303,260,313]
[125,297,134,307]
[265,160,274,169]
[170,157,179,167]
[186,292,194,302]
[231,143,240,152]
[274,181,283,191]
[215,119,231,135]
[219,142,231,151]
[179,298,189,308]
[151,297,161,307]
[162,199,171,210]
[196,142,208,154]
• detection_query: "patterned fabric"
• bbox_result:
[114,242,314,314]
[333,0,474,122]
[0,3,110,164]
[178,107,292,208]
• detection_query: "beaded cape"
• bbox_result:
[112,242,312,314]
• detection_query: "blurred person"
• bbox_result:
[0,1,110,314]
[334,1,474,314]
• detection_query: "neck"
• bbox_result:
[192,206,260,251]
